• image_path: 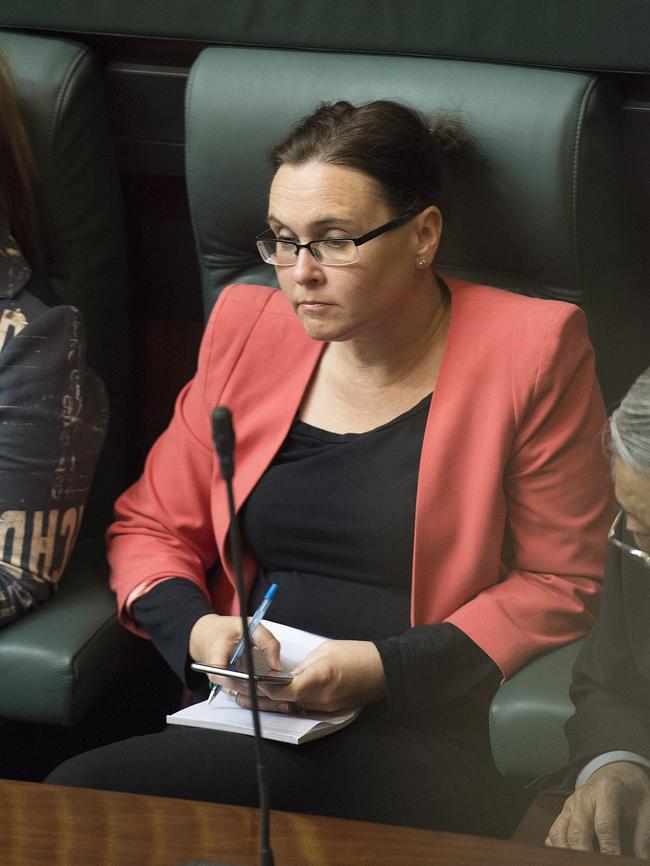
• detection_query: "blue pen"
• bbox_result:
[206,582,278,704]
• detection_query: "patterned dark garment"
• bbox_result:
[0,219,109,626]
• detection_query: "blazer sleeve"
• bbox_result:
[447,303,613,677]
[107,290,230,633]
[565,544,650,764]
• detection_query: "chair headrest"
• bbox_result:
[0,31,129,376]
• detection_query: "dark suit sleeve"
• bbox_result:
[565,540,650,765]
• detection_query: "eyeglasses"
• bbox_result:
[256,211,417,267]
[608,509,650,569]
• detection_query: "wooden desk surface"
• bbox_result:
[0,779,640,866]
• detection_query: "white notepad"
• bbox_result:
[167,621,360,744]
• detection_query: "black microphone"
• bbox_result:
[212,405,235,482]
[179,406,274,866]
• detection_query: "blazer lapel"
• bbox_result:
[213,292,325,577]
[411,278,509,626]
[411,279,463,625]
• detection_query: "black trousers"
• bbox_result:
[45,697,529,837]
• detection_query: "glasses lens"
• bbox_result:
[312,239,358,266]
[256,239,297,265]
[256,237,359,266]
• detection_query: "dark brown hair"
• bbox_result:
[269,100,475,216]
[0,52,42,266]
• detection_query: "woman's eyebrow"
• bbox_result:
[266,214,357,233]
[308,217,357,232]
[265,215,297,234]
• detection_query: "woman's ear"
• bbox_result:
[414,206,443,264]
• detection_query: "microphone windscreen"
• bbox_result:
[212,406,235,461]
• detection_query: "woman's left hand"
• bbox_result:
[232,639,386,714]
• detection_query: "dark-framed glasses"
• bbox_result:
[256,211,417,267]
[608,509,650,569]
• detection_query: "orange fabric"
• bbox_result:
[108,280,613,679]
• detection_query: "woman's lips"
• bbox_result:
[297,301,333,311]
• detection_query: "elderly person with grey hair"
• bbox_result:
[547,365,650,858]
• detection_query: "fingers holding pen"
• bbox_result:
[249,623,282,671]
[189,614,281,673]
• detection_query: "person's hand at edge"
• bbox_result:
[546,761,650,858]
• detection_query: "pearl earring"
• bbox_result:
[418,259,427,267]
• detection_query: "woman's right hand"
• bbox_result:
[188,613,281,674]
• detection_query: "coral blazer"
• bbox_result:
[108,279,613,679]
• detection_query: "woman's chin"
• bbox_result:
[297,311,344,342]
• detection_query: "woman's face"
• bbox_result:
[615,456,650,554]
[266,160,440,344]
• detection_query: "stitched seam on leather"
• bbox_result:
[48,45,91,164]
[184,58,202,276]
[570,78,596,300]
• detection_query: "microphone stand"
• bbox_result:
[179,406,274,866]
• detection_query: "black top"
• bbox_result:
[133,395,498,714]
[242,396,430,594]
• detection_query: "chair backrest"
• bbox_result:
[0,30,131,528]
[185,46,647,408]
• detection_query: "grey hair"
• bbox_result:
[610,366,650,476]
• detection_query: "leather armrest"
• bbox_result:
[489,640,583,779]
[0,539,147,726]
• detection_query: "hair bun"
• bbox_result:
[428,116,478,179]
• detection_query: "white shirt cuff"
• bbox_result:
[576,751,650,788]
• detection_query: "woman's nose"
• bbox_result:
[292,246,324,284]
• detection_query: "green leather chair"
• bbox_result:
[489,640,584,779]
[0,32,147,731]
[185,46,646,779]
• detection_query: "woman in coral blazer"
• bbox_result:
[112,277,609,679]
[48,100,612,837]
